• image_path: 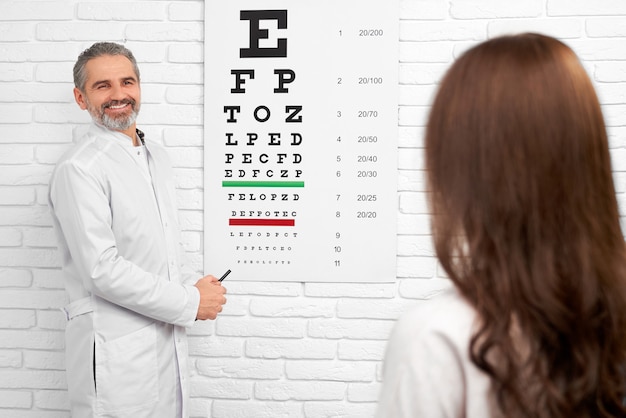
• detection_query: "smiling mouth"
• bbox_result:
[107,103,128,110]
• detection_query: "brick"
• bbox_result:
[347,382,380,402]
[0,124,72,144]
[488,19,583,39]
[398,105,429,127]
[249,297,336,318]
[451,0,543,18]
[0,228,22,246]
[168,2,204,21]
[568,39,626,61]
[0,330,63,351]
[548,0,626,16]
[399,277,455,299]
[0,370,66,390]
[305,282,395,298]
[0,309,36,328]
[0,23,36,42]
[164,127,203,147]
[168,44,203,63]
[23,227,57,248]
[338,340,387,361]
[196,357,284,379]
[0,63,34,83]
[611,148,626,172]
[33,390,69,411]
[304,401,375,417]
[140,63,203,84]
[245,337,336,359]
[24,350,65,370]
[216,317,305,338]
[0,2,73,21]
[125,23,203,41]
[0,207,53,227]
[36,22,125,41]
[0,390,31,409]
[0,268,32,287]
[604,104,626,127]
[139,104,202,127]
[399,191,428,214]
[167,146,202,168]
[397,255,437,278]
[399,84,436,106]
[595,62,626,83]
[255,380,346,401]
[188,336,242,357]
[400,0,447,20]
[34,103,87,124]
[398,147,424,170]
[35,144,73,165]
[32,269,64,290]
[307,318,395,340]
[0,83,73,104]
[0,165,55,186]
[397,213,432,235]
[0,290,65,310]
[36,310,66,331]
[213,280,302,297]
[337,299,414,320]
[397,235,434,257]
[77,2,166,21]
[587,17,626,37]
[176,189,204,210]
[0,350,22,368]
[398,169,428,192]
[0,43,82,63]
[0,145,34,164]
[400,21,486,42]
[0,104,32,124]
[608,127,626,149]
[190,376,252,399]
[212,400,301,418]
[180,230,201,252]
[399,41,455,63]
[285,360,375,382]
[166,85,203,105]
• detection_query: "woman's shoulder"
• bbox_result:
[388,286,479,359]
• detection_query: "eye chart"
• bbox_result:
[204,1,398,282]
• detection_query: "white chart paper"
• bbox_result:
[204,1,398,282]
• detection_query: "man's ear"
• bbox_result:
[73,87,88,110]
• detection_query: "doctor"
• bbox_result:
[48,42,227,417]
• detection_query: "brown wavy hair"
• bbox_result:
[425,33,626,417]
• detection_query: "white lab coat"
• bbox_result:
[375,287,494,418]
[49,123,200,418]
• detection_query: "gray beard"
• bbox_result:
[86,99,140,132]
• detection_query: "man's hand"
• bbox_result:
[194,275,227,320]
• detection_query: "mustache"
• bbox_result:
[102,98,136,110]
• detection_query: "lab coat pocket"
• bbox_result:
[95,323,159,416]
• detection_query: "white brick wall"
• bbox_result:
[0,1,624,417]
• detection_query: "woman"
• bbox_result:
[376,33,626,418]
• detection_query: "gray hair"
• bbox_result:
[73,42,140,91]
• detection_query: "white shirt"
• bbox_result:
[49,123,200,418]
[376,288,493,418]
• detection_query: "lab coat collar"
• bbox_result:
[87,123,144,149]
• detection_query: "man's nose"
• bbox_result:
[109,83,125,101]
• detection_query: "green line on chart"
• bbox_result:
[222,181,305,188]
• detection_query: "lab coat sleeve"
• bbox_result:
[50,159,198,328]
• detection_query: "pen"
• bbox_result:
[219,269,231,282]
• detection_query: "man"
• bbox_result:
[48,42,226,418]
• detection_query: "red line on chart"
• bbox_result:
[229,219,295,227]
